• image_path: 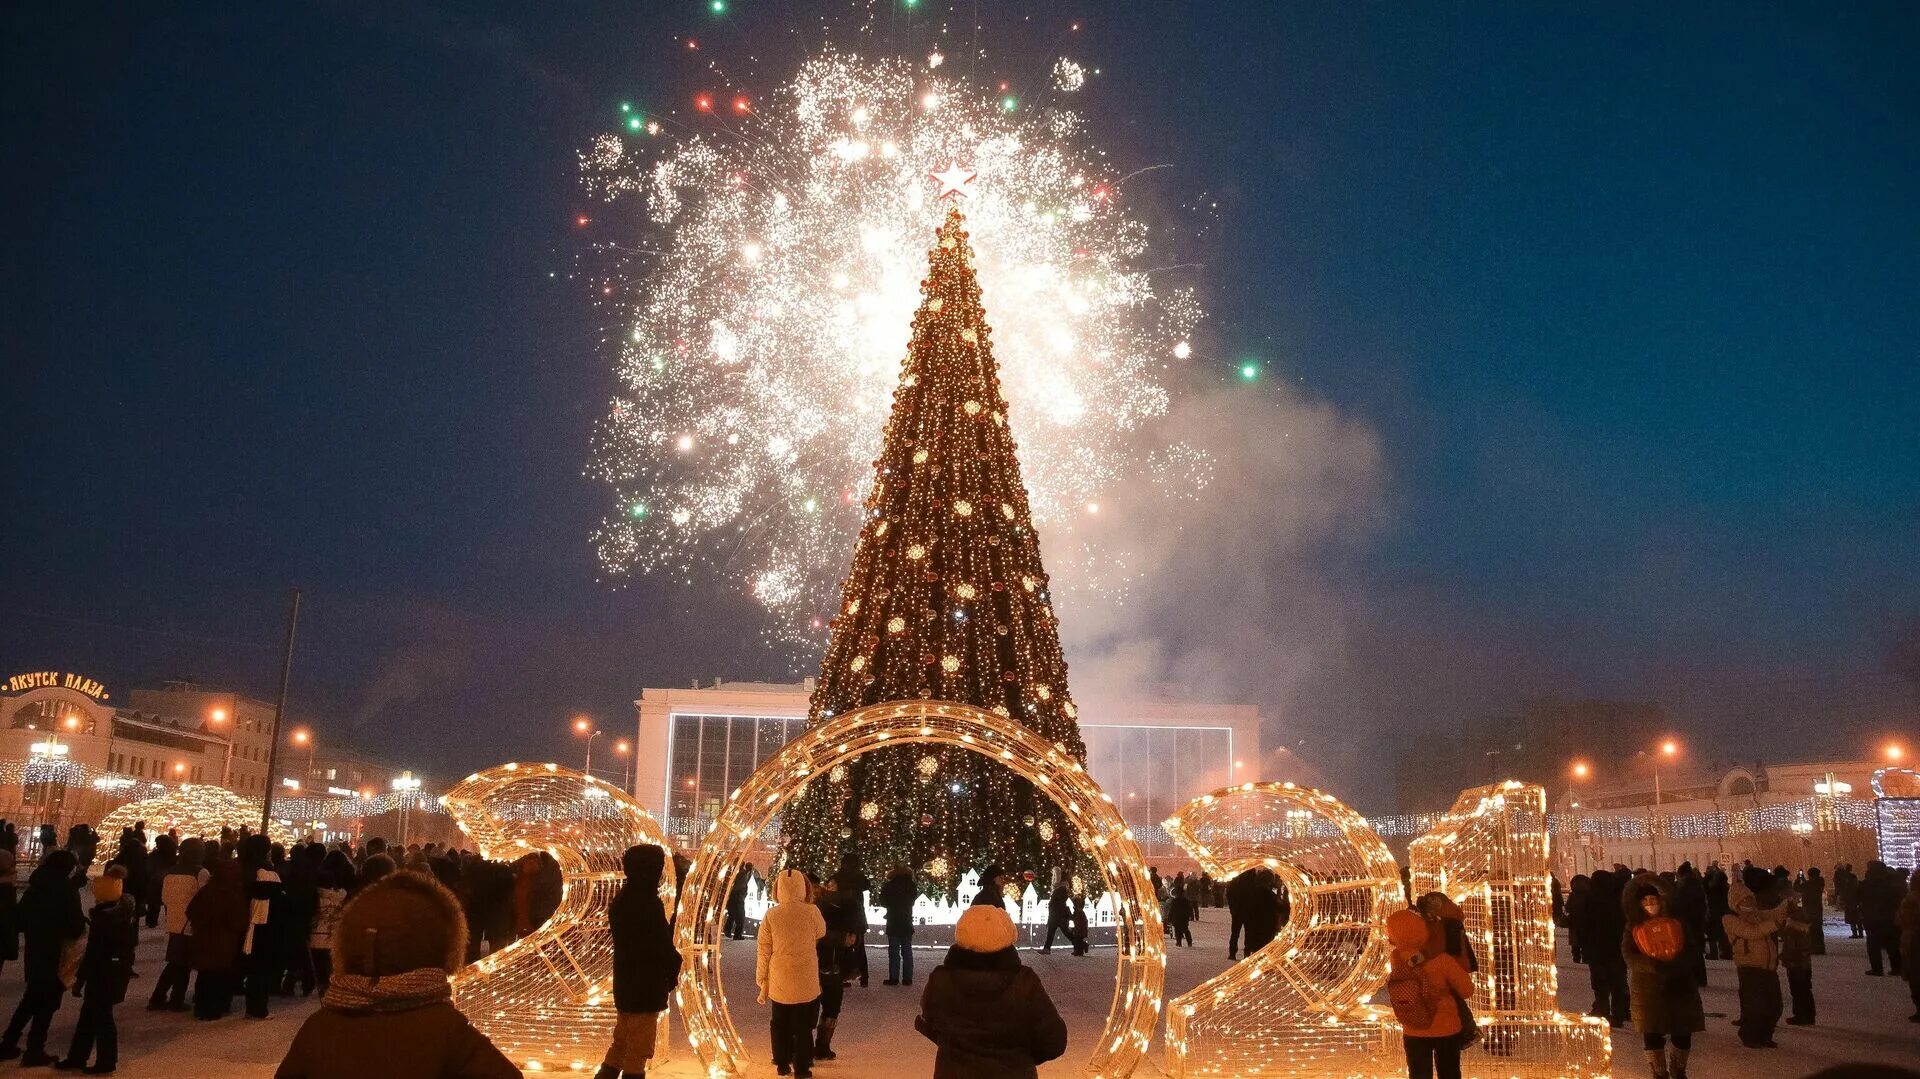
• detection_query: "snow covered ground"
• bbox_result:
[19,915,1915,1076]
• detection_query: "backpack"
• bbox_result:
[1387,955,1439,1030]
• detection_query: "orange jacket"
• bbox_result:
[1389,948,1475,1040]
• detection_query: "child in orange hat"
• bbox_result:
[1386,907,1476,1079]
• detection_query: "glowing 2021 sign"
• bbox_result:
[444,763,675,1074]
[671,700,1165,1079]
[1162,780,1610,1079]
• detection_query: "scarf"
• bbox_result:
[322,967,453,1013]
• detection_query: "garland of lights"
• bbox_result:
[443,763,675,1074]
[673,699,1163,1079]
[1409,782,1611,1078]
[97,785,300,848]
[1160,782,1404,1078]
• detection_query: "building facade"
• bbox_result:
[633,680,1262,864]
[1553,758,1885,874]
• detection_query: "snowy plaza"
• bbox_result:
[45,915,1918,1078]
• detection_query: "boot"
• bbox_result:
[1668,1046,1689,1079]
[813,1017,837,1060]
[1644,1050,1668,1079]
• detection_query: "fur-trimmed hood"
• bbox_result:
[334,870,469,977]
[771,867,812,905]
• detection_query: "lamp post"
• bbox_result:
[1637,739,1680,869]
[209,706,235,787]
[614,739,632,791]
[392,770,422,847]
[574,717,602,779]
[291,729,315,787]
[1566,761,1591,876]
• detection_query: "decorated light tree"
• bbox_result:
[783,174,1092,894]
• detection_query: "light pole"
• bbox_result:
[1637,739,1679,869]
[574,717,602,778]
[209,706,234,787]
[614,739,632,791]
[1566,761,1591,876]
[392,771,422,847]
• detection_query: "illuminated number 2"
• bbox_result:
[1409,781,1611,1077]
[444,763,676,1074]
[1162,782,1404,1078]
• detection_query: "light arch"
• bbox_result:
[672,699,1166,1078]
[444,763,675,1073]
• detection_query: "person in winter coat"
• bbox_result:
[1240,869,1282,957]
[915,904,1066,1079]
[596,844,681,1079]
[0,851,87,1065]
[1164,882,1194,947]
[812,877,858,1061]
[308,851,353,995]
[1067,893,1090,957]
[274,870,518,1079]
[971,865,1011,911]
[1702,865,1732,959]
[1385,908,1474,1079]
[1671,863,1710,986]
[757,868,825,1078]
[148,837,208,1011]
[0,847,19,978]
[1564,875,1590,964]
[1040,882,1071,954]
[1584,870,1630,1026]
[59,869,138,1073]
[1723,874,1788,1048]
[276,843,323,996]
[1896,871,1920,1022]
[1225,869,1255,960]
[829,855,872,988]
[724,862,755,941]
[1779,892,1815,1026]
[237,834,285,1018]
[1861,860,1905,977]
[143,833,177,929]
[879,865,918,984]
[1622,876,1703,1079]
[1796,867,1826,956]
[187,854,249,1020]
[1834,863,1863,938]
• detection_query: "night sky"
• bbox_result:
[3,3,1915,809]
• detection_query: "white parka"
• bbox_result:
[756,868,827,1005]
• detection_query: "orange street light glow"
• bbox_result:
[1572,761,1590,779]
[1660,739,1679,757]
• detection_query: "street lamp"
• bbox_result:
[613,739,632,791]
[1637,739,1680,869]
[291,728,315,785]
[1886,742,1906,764]
[1563,761,1591,875]
[208,706,235,786]
[574,717,602,778]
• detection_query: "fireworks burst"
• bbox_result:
[585,47,1204,647]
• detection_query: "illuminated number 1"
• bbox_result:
[1408,781,1611,1077]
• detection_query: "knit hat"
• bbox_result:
[1386,908,1429,951]
[954,904,1019,953]
[334,870,468,977]
[92,873,124,904]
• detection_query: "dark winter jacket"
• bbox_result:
[915,946,1068,1078]
[879,872,918,935]
[1621,875,1704,1035]
[1585,871,1628,969]
[77,898,138,1003]
[17,854,86,981]
[830,862,872,929]
[274,980,519,1079]
[187,859,249,973]
[609,846,681,1014]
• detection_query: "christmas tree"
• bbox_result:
[782,202,1091,894]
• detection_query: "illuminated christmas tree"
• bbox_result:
[783,193,1091,894]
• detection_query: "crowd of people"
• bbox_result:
[0,819,566,1075]
[1556,858,1920,1075]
